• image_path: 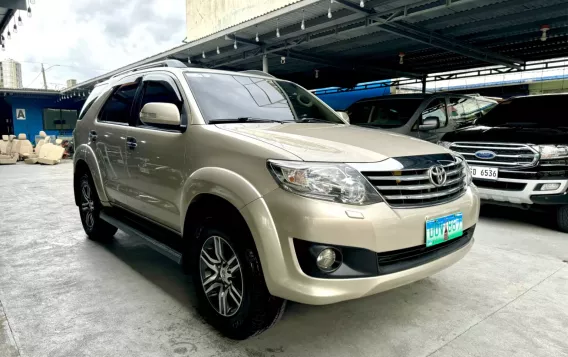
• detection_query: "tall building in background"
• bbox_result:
[0,59,23,89]
[186,0,300,41]
[66,79,77,88]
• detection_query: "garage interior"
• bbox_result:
[2,0,568,356]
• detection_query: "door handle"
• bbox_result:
[126,136,137,149]
[88,130,97,141]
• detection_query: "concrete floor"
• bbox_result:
[1,161,567,357]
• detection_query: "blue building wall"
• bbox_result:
[4,96,83,144]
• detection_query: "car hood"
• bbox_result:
[216,123,448,162]
[443,125,568,145]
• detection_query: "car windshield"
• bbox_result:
[347,98,424,128]
[184,72,344,124]
[476,95,566,128]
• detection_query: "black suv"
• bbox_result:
[440,94,568,232]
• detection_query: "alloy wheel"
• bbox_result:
[80,179,96,229]
[199,236,243,317]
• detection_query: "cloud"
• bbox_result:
[0,0,186,89]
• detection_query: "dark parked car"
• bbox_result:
[440,94,568,232]
[344,93,497,143]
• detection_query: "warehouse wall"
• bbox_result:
[2,96,83,144]
[186,0,299,41]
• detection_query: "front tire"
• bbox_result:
[191,223,285,339]
[77,173,117,241]
[557,205,568,233]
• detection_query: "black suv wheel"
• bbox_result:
[77,172,117,240]
[191,223,286,340]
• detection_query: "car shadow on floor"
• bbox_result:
[480,204,558,231]
[91,228,469,356]
[97,231,199,310]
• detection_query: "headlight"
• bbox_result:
[438,141,453,149]
[534,145,568,159]
[267,160,383,205]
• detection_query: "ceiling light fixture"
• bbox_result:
[399,52,405,65]
[328,1,333,19]
[360,0,365,7]
[17,12,23,26]
[234,34,238,49]
[216,46,220,54]
[202,50,206,58]
[540,25,550,42]
[255,25,259,42]
[13,23,17,33]
[276,18,280,38]
[7,30,11,40]
[301,10,305,30]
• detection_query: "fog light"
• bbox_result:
[316,248,336,271]
[540,183,561,191]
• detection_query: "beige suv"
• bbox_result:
[73,60,480,339]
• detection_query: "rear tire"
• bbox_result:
[77,173,117,241]
[557,205,568,233]
[191,222,286,340]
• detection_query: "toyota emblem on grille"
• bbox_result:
[428,165,447,187]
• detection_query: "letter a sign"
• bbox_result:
[16,109,26,120]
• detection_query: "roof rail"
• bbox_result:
[240,70,276,78]
[111,59,187,79]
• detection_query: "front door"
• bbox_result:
[92,79,140,205]
[125,73,188,230]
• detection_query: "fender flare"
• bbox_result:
[73,144,109,204]
[180,167,263,233]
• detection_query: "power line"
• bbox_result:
[2,59,110,72]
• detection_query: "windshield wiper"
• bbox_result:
[209,117,284,124]
[297,117,338,124]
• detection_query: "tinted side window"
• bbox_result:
[347,103,373,124]
[420,98,447,128]
[99,83,139,124]
[140,80,183,113]
[365,99,423,127]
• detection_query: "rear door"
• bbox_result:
[125,73,188,230]
[92,76,141,205]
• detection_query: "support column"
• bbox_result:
[262,54,268,73]
[421,74,427,93]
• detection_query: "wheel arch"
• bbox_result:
[180,167,264,234]
[73,144,109,205]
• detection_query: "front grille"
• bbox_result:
[450,142,538,168]
[473,180,526,191]
[376,225,475,276]
[362,158,467,208]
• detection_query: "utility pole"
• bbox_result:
[41,63,48,90]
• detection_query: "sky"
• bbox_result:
[0,0,186,89]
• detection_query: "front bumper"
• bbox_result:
[239,185,479,305]
[475,177,568,205]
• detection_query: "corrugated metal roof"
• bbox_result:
[65,0,568,92]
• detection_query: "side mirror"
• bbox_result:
[337,111,350,123]
[419,116,440,131]
[140,102,181,126]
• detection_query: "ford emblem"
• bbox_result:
[474,150,497,160]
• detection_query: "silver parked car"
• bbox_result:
[73,60,480,339]
[345,94,497,143]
